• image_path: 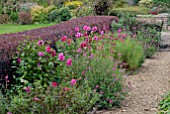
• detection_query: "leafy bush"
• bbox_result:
[30,5,47,23]
[65,1,83,10]
[158,92,170,114]
[111,0,128,8]
[18,12,32,25]
[94,0,110,15]
[0,16,118,87]
[9,11,18,23]
[139,0,154,8]
[12,40,63,87]
[114,37,145,70]
[59,7,72,21]
[0,14,11,24]
[109,6,149,16]
[0,80,99,114]
[136,25,161,58]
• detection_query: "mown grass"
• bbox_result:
[0,24,55,34]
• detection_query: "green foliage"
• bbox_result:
[114,37,145,70]
[158,92,170,114]
[139,0,154,8]
[65,1,83,10]
[9,11,18,23]
[94,0,110,15]
[0,80,99,114]
[59,7,72,21]
[30,5,47,23]
[109,6,149,16]
[12,40,63,87]
[136,26,161,58]
[0,14,11,24]
[111,0,128,8]
[144,46,156,58]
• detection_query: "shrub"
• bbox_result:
[94,0,110,15]
[59,7,72,21]
[30,5,47,23]
[0,16,118,92]
[158,92,170,114]
[0,80,99,114]
[0,14,11,24]
[12,40,63,87]
[111,0,128,8]
[47,9,60,22]
[18,12,32,25]
[114,37,145,70]
[109,6,149,16]
[9,11,18,23]
[65,1,83,10]
[144,46,156,58]
[139,0,154,8]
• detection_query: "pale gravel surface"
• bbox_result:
[97,52,170,114]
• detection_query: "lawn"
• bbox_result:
[0,24,55,34]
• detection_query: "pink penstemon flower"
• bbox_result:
[117,28,122,33]
[70,79,76,85]
[33,97,40,102]
[83,26,88,31]
[52,82,58,87]
[75,26,79,32]
[46,46,51,53]
[58,53,65,61]
[75,32,82,38]
[61,36,67,42]
[92,26,97,32]
[17,58,21,64]
[51,50,56,57]
[25,86,31,93]
[93,36,98,41]
[66,58,72,66]
[38,52,44,57]
[37,40,44,46]
[80,41,87,49]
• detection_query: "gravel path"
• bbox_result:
[97,52,170,114]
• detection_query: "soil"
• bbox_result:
[95,32,170,114]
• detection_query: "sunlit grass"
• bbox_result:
[0,23,55,34]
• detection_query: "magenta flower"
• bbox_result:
[112,67,116,71]
[117,29,122,33]
[80,41,87,49]
[58,53,65,61]
[17,58,21,64]
[76,48,82,53]
[33,97,40,102]
[96,85,99,89]
[37,40,44,46]
[75,26,79,32]
[93,36,98,41]
[83,26,88,31]
[92,26,97,32]
[70,79,76,85]
[109,99,113,104]
[61,36,67,42]
[112,74,116,77]
[75,32,82,38]
[89,53,94,59]
[25,86,31,93]
[100,92,104,95]
[52,82,58,87]
[101,31,104,35]
[66,58,72,66]
[87,26,91,31]
[38,52,44,57]
[51,50,56,57]
[7,112,12,114]
[46,46,51,53]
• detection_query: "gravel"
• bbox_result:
[97,51,170,114]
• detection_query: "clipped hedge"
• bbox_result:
[109,6,149,16]
[0,16,118,89]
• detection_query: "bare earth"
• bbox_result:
[97,52,170,114]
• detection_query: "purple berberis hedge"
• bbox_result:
[0,16,118,90]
